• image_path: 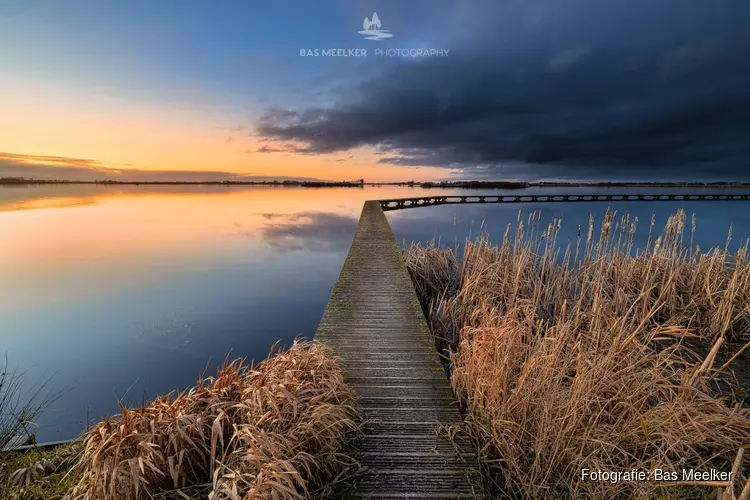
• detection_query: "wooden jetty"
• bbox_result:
[316,200,482,499]
[379,192,750,211]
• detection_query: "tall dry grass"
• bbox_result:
[1,355,57,451]
[67,341,359,499]
[405,209,750,499]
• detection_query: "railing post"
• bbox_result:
[373,192,750,210]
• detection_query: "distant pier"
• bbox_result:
[379,192,750,211]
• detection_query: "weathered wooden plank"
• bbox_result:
[315,201,482,499]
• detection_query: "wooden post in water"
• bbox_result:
[316,201,482,498]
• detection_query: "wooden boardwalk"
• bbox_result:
[379,192,750,211]
[315,201,482,499]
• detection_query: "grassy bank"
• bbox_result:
[405,209,750,499]
[1,341,360,499]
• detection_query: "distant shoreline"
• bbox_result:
[2,178,750,189]
[389,180,750,189]
[0,178,366,188]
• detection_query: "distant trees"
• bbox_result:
[362,12,381,31]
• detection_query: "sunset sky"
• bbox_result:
[2,0,749,182]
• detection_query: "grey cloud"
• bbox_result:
[255,0,750,181]
[548,47,590,71]
[257,212,357,252]
[216,125,248,132]
[255,143,311,154]
[660,41,724,77]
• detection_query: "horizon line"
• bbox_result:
[2,177,750,187]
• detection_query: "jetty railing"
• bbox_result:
[379,193,750,211]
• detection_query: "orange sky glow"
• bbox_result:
[0,80,452,183]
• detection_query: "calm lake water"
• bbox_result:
[2,184,749,441]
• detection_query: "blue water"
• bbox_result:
[1,184,748,441]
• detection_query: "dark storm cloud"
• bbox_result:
[257,212,357,252]
[256,145,284,153]
[256,0,750,180]
[254,143,311,154]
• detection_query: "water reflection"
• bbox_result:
[132,306,195,351]
[257,212,358,252]
[0,184,254,213]
[389,199,749,256]
[1,184,748,442]
[0,185,449,441]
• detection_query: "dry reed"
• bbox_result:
[405,209,750,499]
[67,341,359,499]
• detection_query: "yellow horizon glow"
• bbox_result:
[0,79,452,182]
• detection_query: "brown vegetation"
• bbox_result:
[72,341,359,499]
[1,356,56,452]
[405,209,750,499]
[1,341,359,499]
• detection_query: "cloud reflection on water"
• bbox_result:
[256,212,358,252]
